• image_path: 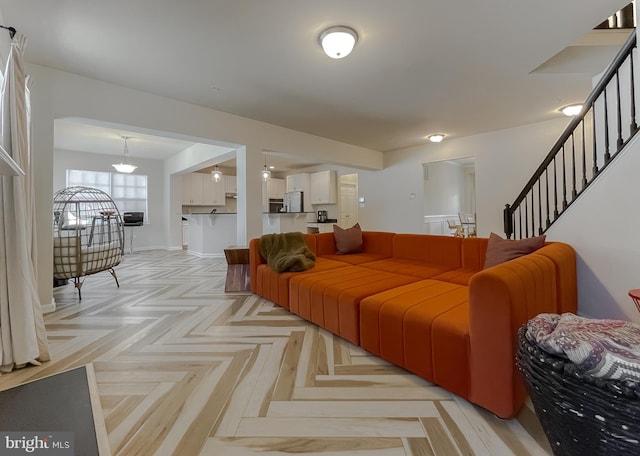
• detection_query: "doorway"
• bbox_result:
[422,158,476,235]
[339,173,358,228]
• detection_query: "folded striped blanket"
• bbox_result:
[526,313,640,383]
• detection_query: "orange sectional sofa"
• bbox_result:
[249,231,577,418]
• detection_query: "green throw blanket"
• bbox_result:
[259,232,316,273]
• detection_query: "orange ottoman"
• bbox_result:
[360,280,470,396]
[254,257,349,308]
[289,266,419,344]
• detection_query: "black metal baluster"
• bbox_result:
[518,205,522,240]
[630,50,638,134]
[562,145,568,209]
[616,69,624,151]
[545,167,551,228]
[571,132,577,200]
[524,196,529,238]
[604,86,611,162]
[537,179,543,234]
[553,156,559,219]
[592,102,599,177]
[581,119,587,190]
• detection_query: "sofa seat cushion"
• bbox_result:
[289,266,419,345]
[431,268,478,286]
[319,252,391,265]
[360,278,465,355]
[430,303,470,398]
[255,257,350,308]
[360,280,470,397]
[361,258,457,279]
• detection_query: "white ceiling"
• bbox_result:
[0,0,631,161]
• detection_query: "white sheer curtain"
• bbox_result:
[0,33,50,372]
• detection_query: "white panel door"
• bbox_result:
[339,183,357,228]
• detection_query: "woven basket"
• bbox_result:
[516,326,640,456]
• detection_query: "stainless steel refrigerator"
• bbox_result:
[283,191,303,213]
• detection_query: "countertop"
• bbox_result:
[262,212,313,215]
[183,212,237,215]
[308,219,338,224]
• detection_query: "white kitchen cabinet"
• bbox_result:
[183,173,225,205]
[203,177,225,205]
[267,178,285,199]
[224,175,237,194]
[310,170,337,204]
[182,173,205,205]
[286,173,309,192]
[286,173,311,211]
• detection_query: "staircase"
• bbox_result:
[504,28,638,239]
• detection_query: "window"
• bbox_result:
[66,169,148,216]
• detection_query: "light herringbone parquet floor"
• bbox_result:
[0,250,552,455]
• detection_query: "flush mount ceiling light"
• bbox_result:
[112,136,137,173]
[319,26,358,59]
[560,104,583,116]
[428,133,446,143]
[210,165,223,182]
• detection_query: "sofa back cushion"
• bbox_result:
[303,233,317,254]
[393,234,462,268]
[483,232,546,269]
[461,237,489,271]
[532,242,577,315]
[315,231,395,257]
[334,223,363,254]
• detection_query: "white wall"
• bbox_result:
[53,149,166,250]
[546,132,640,322]
[355,117,571,235]
[423,161,464,215]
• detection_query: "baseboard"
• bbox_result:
[41,298,56,314]
[186,250,225,258]
[166,245,184,251]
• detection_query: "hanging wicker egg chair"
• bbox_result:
[52,186,124,299]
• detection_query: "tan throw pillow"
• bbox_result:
[483,232,546,269]
[333,223,363,254]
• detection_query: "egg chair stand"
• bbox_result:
[53,186,125,300]
[71,267,120,301]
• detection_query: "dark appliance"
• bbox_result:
[317,210,328,222]
[123,211,144,226]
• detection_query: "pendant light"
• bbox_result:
[210,165,223,182]
[261,155,271,181]
[112,136,137,173]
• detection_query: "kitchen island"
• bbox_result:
[182,213,237,256]
[263,212,315,234]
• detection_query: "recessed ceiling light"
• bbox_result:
[319,26,358,59]
[560,104,583,116]
[427,134,446,143]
